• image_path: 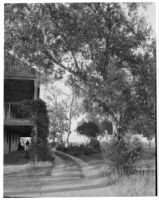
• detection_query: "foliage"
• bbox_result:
[57,141,101,156]
[89,138,101,152]
[44,83,68,144]
[77,121,100,138]
[106,135,143,175]
[48,102,68,144]
[4,3,156,140]
[43,81,82,146]
[100,120,113,135]
[20,99,53,162]
[127,43,156,140]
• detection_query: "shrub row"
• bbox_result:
[57,139,101,156]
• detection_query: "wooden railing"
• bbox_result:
[5,61,36,77]
[4,102,31,120]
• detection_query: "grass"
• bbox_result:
[75,146,156,196]
[141,147,156,160]
[109,171,156,196]
[104,146,156,196]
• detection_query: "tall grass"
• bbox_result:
[111,171,156,196]
[101,139,156,196]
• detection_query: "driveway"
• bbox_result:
[4,151,113,197]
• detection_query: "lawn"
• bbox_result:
[108,170,156,196]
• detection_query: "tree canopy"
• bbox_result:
[77,121,100,138]
[5,3,156,139]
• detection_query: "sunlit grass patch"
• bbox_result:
[108,171,156,196]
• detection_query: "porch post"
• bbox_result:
[34,79,39,100]
[33,78,39,164]
[33,124,38,164]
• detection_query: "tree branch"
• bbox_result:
[42,49,78,76]
[47,5,80,72]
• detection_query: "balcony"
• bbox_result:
[4,56,36,80]
[4,102,33,126]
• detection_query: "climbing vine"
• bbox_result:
[20,99,53,162]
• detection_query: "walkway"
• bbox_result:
[4,150,113,197]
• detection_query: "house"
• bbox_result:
[4,55,40,155]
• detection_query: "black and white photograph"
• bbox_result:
[3,0,157,197]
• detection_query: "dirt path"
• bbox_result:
[4,151,112,197]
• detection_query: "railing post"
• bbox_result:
[8,103,11,119]
[34,79,39,100]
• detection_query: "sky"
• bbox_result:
[39,2,156,144]
[140,3,156,33]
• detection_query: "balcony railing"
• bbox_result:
[5,64,36,75]
[5,57,36,77]
[4,102,31,120]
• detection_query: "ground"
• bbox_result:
[4,148,156,197]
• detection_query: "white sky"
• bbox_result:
[141,3,156,33]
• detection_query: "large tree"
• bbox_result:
[5,3,156,139]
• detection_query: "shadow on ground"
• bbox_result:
[4,150,29,165]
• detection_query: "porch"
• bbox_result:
[4,102,33,126]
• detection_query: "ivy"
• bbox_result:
[20,99,53,162]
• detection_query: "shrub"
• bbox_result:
[82,145,92,156]
[56,142,102,156]
[56,144,66,152]
[106,135,143,175]
[89,138,101,153]
[77,121,100,138]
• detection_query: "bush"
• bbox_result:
[106,135,143,175]
[89,138,101,153]
[56,144,66,152]
[77,121,100,138]
[56,142,101,156]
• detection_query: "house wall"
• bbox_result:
[4,129,20,155]
[4,78,39,155]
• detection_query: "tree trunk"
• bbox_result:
[148,138,152,149]
[66,93,75,147]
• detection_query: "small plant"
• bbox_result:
[89,138,101,153]
[106,135,143,175]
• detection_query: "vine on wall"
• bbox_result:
[20,99,53,162]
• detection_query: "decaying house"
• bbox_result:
[4,56,39,154]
